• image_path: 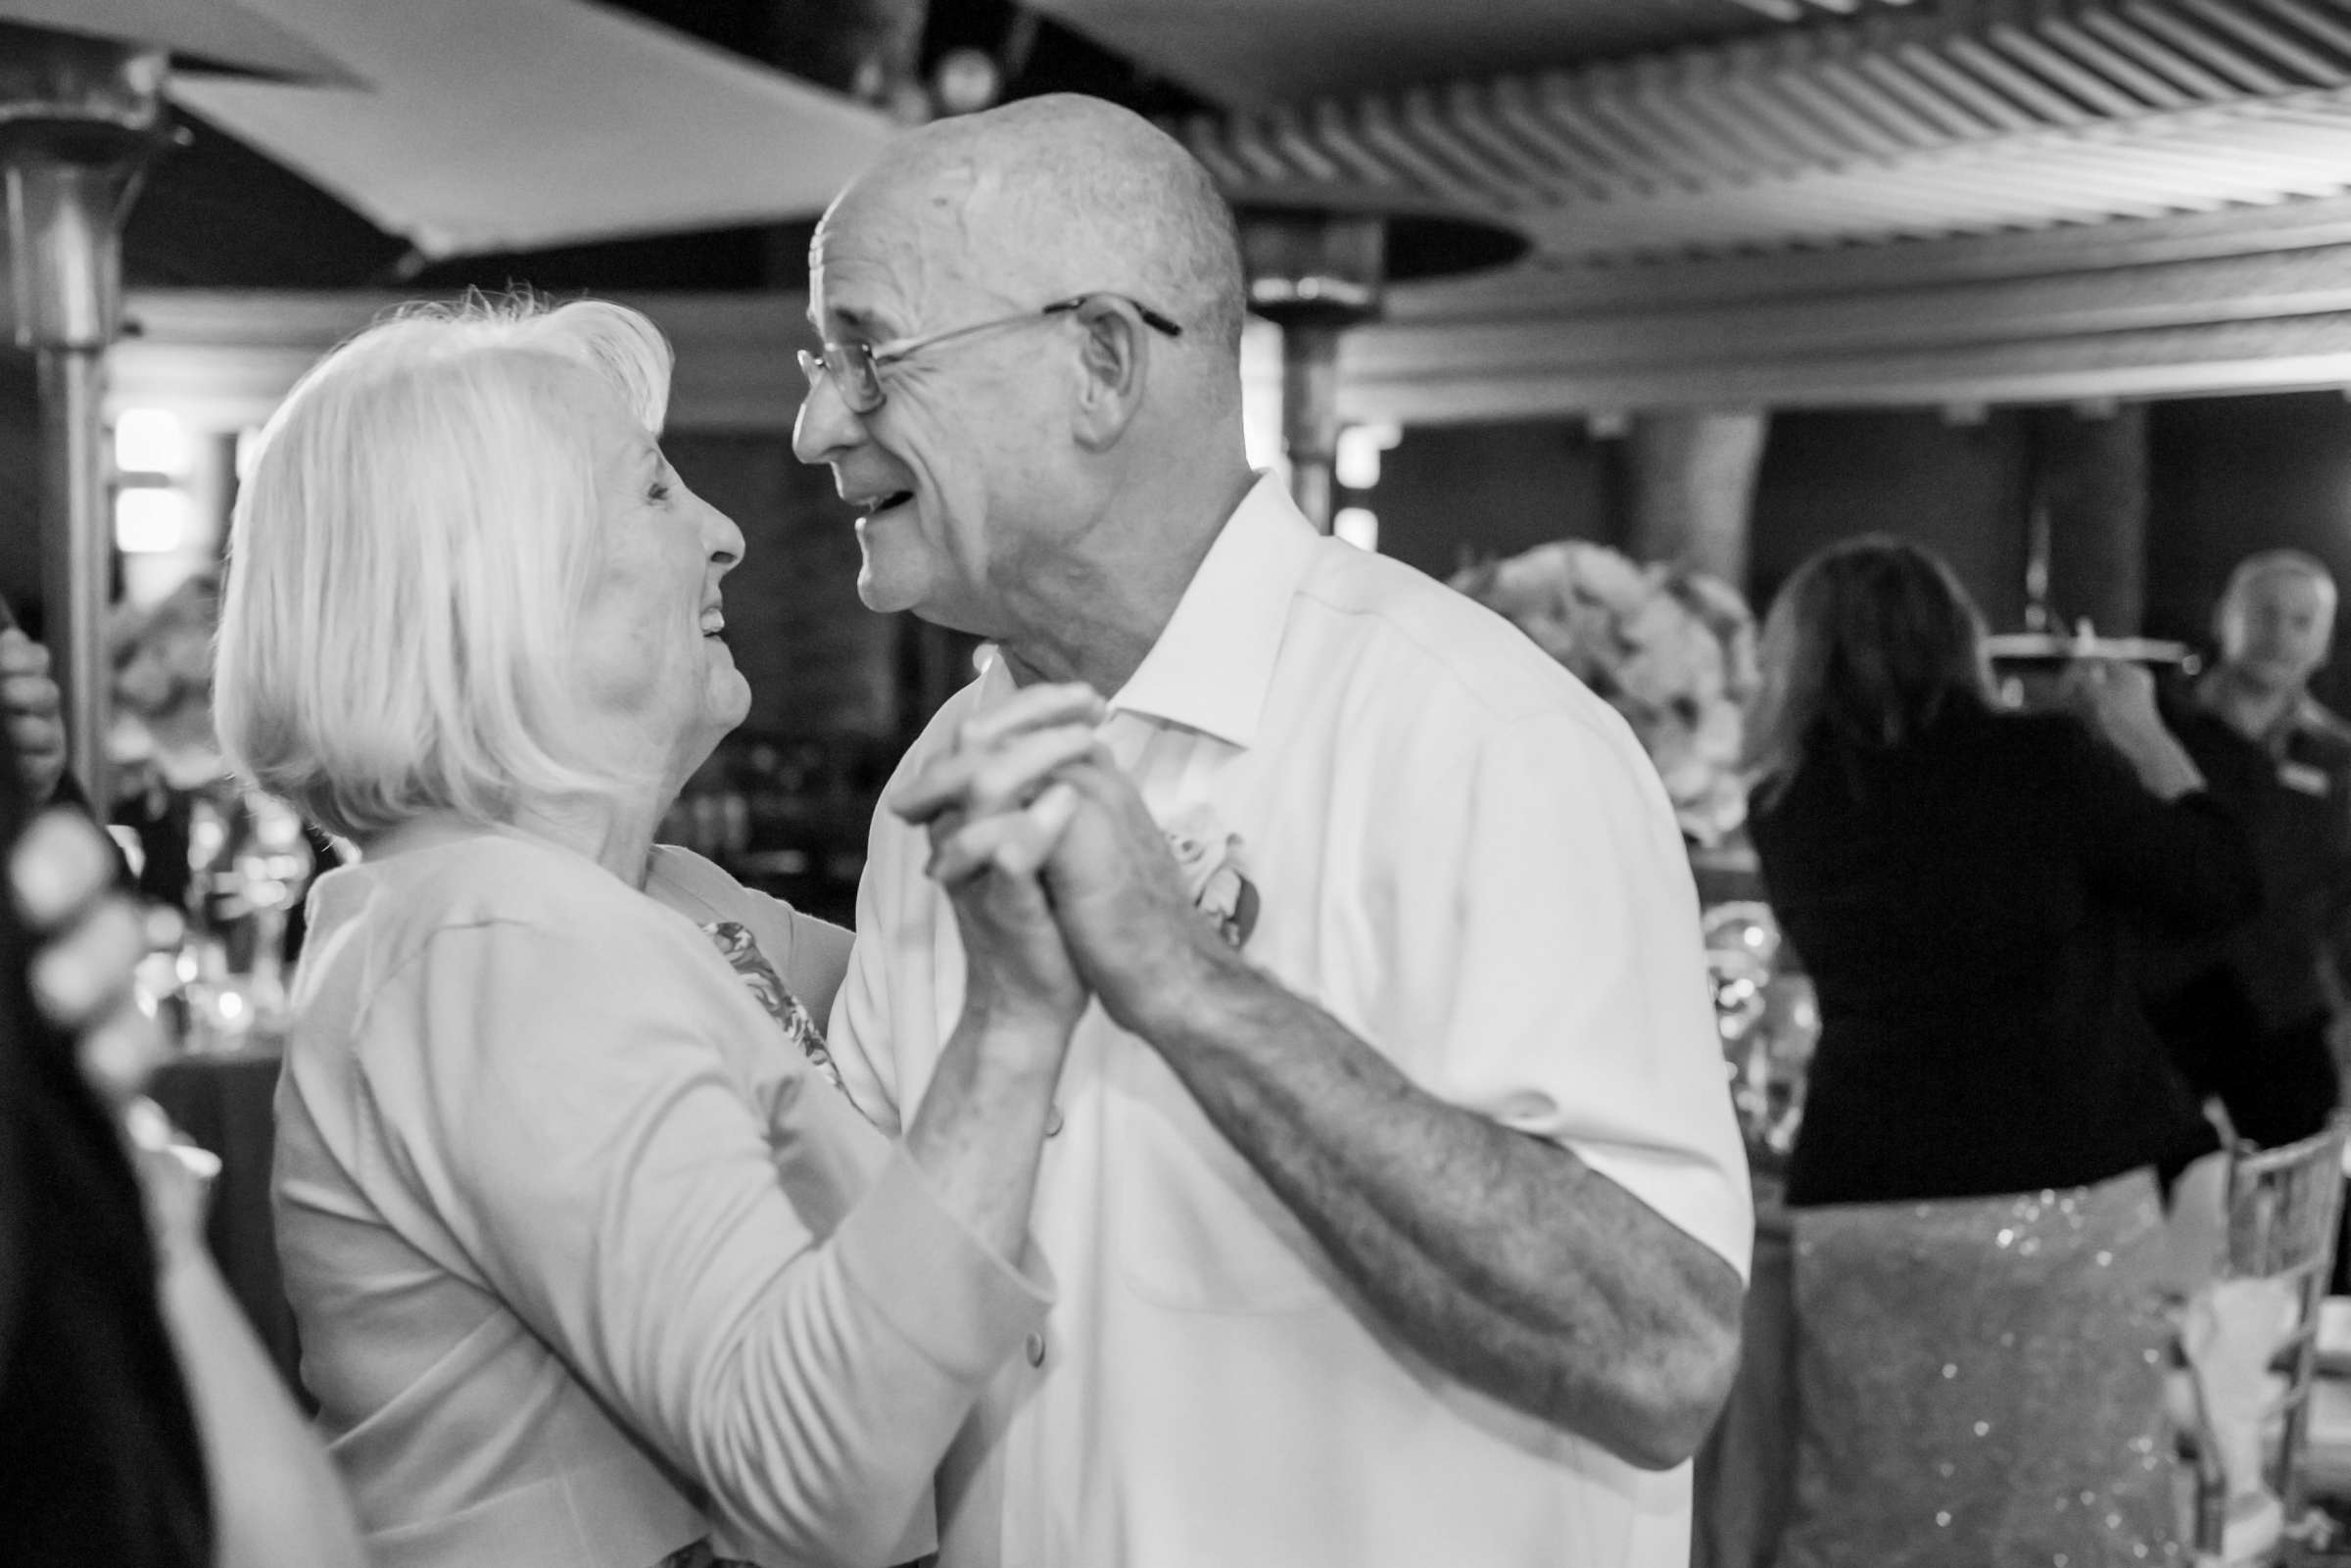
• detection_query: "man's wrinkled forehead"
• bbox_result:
[809,160,1021,334]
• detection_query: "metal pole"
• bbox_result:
[1237,211,1384,537]
[1279,318,1342,534]
[34,345,109,807]
[2,32,170,813]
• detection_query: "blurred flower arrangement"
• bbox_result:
[1450,541,1760,846]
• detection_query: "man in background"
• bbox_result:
[2150,549,2351,1156]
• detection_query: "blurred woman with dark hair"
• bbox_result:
[1747,535,2252,1568]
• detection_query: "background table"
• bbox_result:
[148,1044,307,1404]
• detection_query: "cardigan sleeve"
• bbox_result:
[2060,720,2261,938]
[361,916,1048,1568]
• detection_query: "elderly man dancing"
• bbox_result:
[793,93,1751,1568]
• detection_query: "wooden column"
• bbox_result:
[1626,409,1770,587]
[2032,404,2148,637]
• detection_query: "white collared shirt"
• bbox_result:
[831,475,1752,1568]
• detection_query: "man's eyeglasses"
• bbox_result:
[798,293,1182,415]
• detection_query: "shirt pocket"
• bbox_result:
[1104,1036,1343,1314]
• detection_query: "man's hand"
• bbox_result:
[1025,759,1229,1037]
[0,632,67,809]
[892,683,1223,1036]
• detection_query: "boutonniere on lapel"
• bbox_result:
[1163,805,1260,949]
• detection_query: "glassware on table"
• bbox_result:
[177,784,313,1052]
[1703,900,1817,1164]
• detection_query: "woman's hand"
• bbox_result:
[2058,657,2161,741]
[2058,658,2205,800]
[932,783,1091,1039]
[892,682,1109,1044]
[12,807,160,1107]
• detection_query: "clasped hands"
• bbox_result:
[888,683,1224,1041]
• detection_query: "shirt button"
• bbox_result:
[1025,1331,1046,1368]
[1044,1104,1064,1138]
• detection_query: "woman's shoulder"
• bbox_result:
[644,842,773,924]
[315,832,695,970]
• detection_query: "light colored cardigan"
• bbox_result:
[274,831,1049,1568]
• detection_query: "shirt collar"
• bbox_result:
[1103,472,1321,749]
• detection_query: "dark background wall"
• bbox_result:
[1369,419,1618,580]
[2144,392,2351,683]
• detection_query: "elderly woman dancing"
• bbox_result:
[216,299,1081,1568]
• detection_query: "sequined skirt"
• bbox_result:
[1778,1169,2182,1568]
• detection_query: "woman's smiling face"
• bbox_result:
[567,373,750,784]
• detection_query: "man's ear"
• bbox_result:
[1069,297,1150,451]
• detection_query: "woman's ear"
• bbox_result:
[1069,297,1150,451]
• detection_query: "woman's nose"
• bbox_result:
[703,497,745,573]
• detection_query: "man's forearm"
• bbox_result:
[1136,946,1745,1469]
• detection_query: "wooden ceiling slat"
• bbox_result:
[2121,3,2296,94]
[1307,98,1415,191]
[1630,55,1803,177]
[1890,41,2045,130]
[2175,0,2350,84]
[1349,100,1495,198]
[1581,86,1751,187]
[2077,10,2243,100]
[1530,83,1686,195]
[1392,87,1540,205]
[1257,107,1353,187]
[1483,77,1630,201]
[2246,0,2351,64]
[1223,120,1306,185]
[1988,23,2153,118]
[1717,71,1881,162]
[2038,16,2200,109]
[1852,50,2006,137]
[1942,35,2099,124]
[1810,57,1969,146]
[1179,125,1260,193]
[1748,60,1917,154]
[1424,83,1569,197]
[1664,76,1829,176]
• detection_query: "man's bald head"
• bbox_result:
[817,94,1248,363]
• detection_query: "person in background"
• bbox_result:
[216,297,1072,1568]
[109,569,229,910]
[792,93,1751,1568]
[1743,535,2257,1568]
[2145,549,2351,1156]
[0,718,367,1567]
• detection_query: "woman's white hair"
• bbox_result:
[215,295,674,841]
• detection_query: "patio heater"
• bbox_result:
[0,2,355,810]
[1229,188,1524,532]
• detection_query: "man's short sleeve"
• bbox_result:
[1382,706,1753,1279]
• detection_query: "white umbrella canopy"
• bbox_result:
[168,0,893,261]
[0,0,360,83]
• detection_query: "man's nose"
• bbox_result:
[792,372,860,467]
